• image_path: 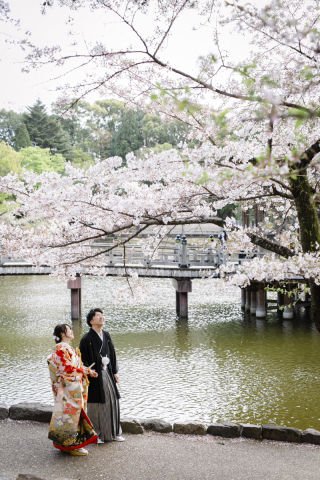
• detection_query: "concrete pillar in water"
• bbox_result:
[241,288,246,309]
[256,284,267,318]
[250,289,257,315]
[245,287,251,311]
[172,279,192,318]
[67,276,82,319]
[179,292,188,317]
[176,291,180,315]
[283,287,294,319]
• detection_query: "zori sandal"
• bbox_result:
[68,448,88,456]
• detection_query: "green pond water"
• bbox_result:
[0,275,319,430]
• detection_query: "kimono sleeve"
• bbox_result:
[53,345,84,383]
[79,337,90,367]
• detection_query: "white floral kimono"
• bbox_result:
[47,342,97,450]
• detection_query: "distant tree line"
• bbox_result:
[0,98,190,172]
[0,98,190,212]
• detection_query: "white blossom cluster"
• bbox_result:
[2,0,320,300]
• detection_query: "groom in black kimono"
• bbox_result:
[79,308,124,443]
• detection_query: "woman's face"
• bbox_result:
[63,325,74,340]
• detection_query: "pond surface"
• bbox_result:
[0,275,319,430]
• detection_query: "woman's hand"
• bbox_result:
[114,374,119,383]
[83,366,98,377]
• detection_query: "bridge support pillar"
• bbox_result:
[240,288,246,309]
[67,277,82,319]
[179,293,188,318]
[173,279,192,318]
[250,290,257,314]
[245,287,251,311]
[277,291,284,312]
[283,286,294,319]
[305,292,311,309]
[176,291,180,315]
[256,284,266,318]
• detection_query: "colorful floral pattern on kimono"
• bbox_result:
[47,342,97,450]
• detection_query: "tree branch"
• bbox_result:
[300,138,320,167]
[246,232,294,258]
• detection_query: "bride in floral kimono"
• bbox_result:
[48,324,98,456]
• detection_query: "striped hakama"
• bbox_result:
[87,368,122,442]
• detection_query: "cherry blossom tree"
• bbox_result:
[2,0,320,328]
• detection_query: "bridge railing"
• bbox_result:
[217,249,266,266]
[88,239,265,269]
[0,236,266,269]
[88,243,216,267]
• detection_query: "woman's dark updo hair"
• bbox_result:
[53,324,70,344]
[86,308,103,327]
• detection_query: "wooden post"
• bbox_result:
[305,292,311,308]
[250,289,257,314]
[254,205,264,228]
[277,291,284,312]
[283,286,294,319]
[172,279,192,318]
[256,284,266,318]
[67,276,82,319]
[241,288,246,309]
[242,210,250,228]
[179,236,188,269]
[174,235,180,263]
[245,287,251,311]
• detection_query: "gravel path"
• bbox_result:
[0,419,319,480]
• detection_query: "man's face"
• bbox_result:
[90,311,105,328]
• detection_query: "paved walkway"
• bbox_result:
[0,419,319,480]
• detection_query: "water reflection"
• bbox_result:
[174,318,190,357]
[0,275,319,430]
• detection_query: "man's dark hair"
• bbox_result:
[86,308,103,327]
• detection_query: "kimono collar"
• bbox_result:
[56,341,72,348]
[91,327,103,342]
[55,342,75,353]
[90,327,105,354]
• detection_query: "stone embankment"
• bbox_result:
[1,401,320,446]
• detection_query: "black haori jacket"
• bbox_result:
[79,328,120,403]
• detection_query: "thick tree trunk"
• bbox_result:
[309,280,320,331]
[291,175,320,252]
[291,169,320,330]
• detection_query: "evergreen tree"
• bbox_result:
[14,123,32,150]
[23,100,73,160]
[0,109,23,148]
[113,110,144,160]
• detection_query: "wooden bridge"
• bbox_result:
[0,235,306,321]
[0,235,246,318]
[0,235,251,275]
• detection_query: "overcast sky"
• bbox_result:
[0,0,254,113]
